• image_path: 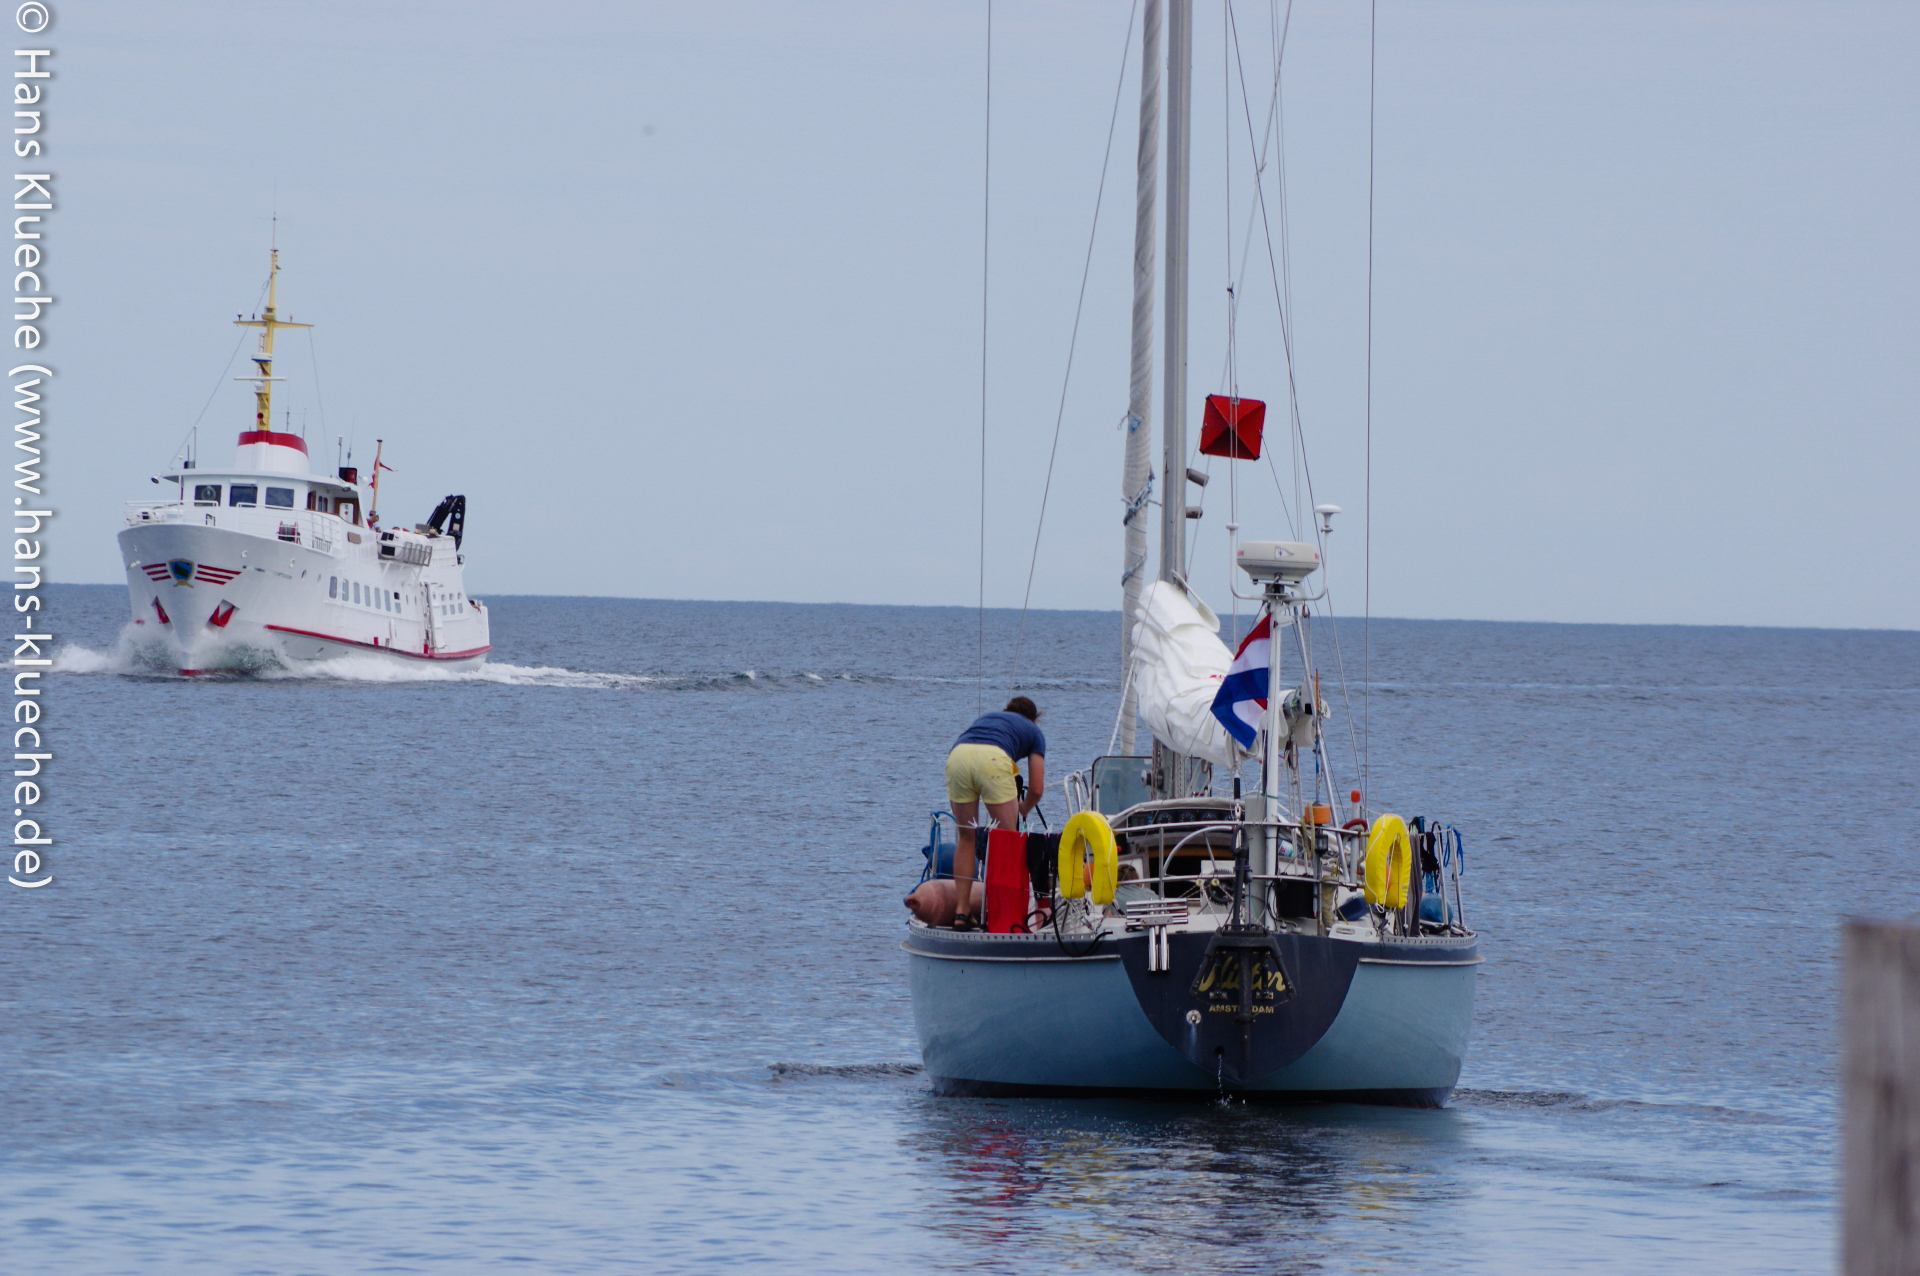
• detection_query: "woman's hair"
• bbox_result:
[1005,695,1040,721]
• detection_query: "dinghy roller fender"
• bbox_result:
[1365,814,1412,908]
[1059,811,1118,905]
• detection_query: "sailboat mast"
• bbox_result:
[1159,0,1192,585]
[1151,0,1196,796]
[1119,0,1162,752]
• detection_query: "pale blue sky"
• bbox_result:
[44,0,1919,627]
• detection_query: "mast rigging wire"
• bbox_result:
[1008,0,1141,691]
[1220,1,1240,639]
[178,272,273,464]
[977,0,993,715]
[1224,0,1365,788]
[305,328,329,443]
[1363,0,1377,803]
[1224,0,1319,546]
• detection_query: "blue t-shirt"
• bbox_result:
[953,711,1045,762]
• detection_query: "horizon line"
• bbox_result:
[42,582,1919,636]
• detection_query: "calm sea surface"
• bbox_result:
[5,584,1914,1273]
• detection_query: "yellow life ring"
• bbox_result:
[1364,814,1412,909]
[1059,810,1119,905]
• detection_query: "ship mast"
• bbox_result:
[1117,0,1162,754]
[1159,0,1192,581]
[234,230,311,444]
[1156,0,1197,796]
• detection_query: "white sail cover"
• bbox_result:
[1130,580,1244,766]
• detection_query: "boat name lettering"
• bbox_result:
[1191,951,1288,1000]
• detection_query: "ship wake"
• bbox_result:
[53,626,819,690]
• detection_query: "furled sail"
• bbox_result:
[1130,579,1244,767]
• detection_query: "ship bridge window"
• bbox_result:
[265,487,295,508]
[228,484,258,507]
[193,484,220,506]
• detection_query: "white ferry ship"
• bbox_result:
[119,248,490,675]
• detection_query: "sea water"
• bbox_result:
[4,584,1911,1274]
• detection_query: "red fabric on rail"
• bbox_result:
[985,829,1031,933]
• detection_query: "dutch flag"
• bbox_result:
[1210,609,1271,751]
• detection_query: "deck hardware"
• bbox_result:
[1124,898,1190,973]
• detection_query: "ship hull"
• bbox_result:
[906,928,1477,1105]
[118,520,489,675]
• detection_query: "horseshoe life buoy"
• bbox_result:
[1364,813,1412,909]
[1059,810,1119,906]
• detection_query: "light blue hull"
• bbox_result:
[907,936,1477,1104]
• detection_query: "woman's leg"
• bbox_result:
[956,797,1022,926]
[949,798,980,925]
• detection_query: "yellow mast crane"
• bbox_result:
[233,244,311,444]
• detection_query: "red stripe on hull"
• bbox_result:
[263,624,490,662]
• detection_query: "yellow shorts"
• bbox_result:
[946,742,1018,805]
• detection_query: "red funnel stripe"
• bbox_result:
[237,430,309,454]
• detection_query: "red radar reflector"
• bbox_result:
[1199,394,1265,460]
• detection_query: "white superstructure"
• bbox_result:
[118,248,490,674]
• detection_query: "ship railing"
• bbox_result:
[307,512,338,553]
[1110,815,1374,928]
[1066,807,1466,938]
[123,500,348,554]
[271,511,345,552]
[271,511,340,553]
[124,500,187,525]
[1063,769,1094,816]
[1121,816,1361,880]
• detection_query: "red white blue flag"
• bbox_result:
[1210,609,1271,750]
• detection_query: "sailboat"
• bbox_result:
[119,246,491,675]
[903,0,1479,1103]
